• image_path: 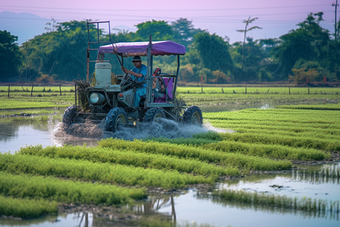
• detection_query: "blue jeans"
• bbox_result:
[134,87,146,107]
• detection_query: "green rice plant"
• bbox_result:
[0,172,146,205]
[0,100,70,110]
[0,115,50,123]
[211,123,340,136]
[0,153,213,188]
[0,195,57,219]
[98,138,292,171]
[221,128,340,141]
[147,137,329,160]
[201,140,330,160]
[17,145,238,176]
[212,189,337,213]
[146,137,219,146]
[276,104,340,110]
[218,133,340,151]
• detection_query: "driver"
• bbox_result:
[121,56,147,107]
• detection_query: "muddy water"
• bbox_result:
[1,163,339,227]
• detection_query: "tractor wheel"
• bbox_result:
[105,107,128,132]
[183,106,203,126]
[62,105,77,126]
[143,108,165,123]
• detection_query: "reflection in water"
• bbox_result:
[196,192,340,221]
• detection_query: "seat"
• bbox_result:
[154,77,173,103]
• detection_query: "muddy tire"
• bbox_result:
[105,107,128,132]
[143,108,165,122]
[62,105,77,126]
[183,106,203,126]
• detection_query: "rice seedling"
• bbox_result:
[0,172,146,205]
[212,189,339,213]
[98,138,292,171]
[0,195,57,219]
[17,145,238,176]
[0,153,214,188]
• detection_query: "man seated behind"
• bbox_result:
[121,56,147,107]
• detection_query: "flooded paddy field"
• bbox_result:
[0,95,339,227]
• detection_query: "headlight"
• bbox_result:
[89,92,105,104]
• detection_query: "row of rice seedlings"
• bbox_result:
[210,123,340,136]
[17,145,238,176]
[203,109,340,124]
[0,153,213,188]
[145,137,220,146]
[0,195,57,219]
[225,128,340,141]
[293,168,340,180]
[276,105,340,110]
[0,115,50,123]
[197,193,340,221]
[212,189,340,213]
[0,172,146,205]
[148,138,329,161]
[98,139,292,171]
[216,133,340,151]
[208,119,340,130]
[292,173,340,185]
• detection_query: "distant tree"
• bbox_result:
[273,13,330,80]
[21,20,99,81]
[171,18,204,49]
[0,30,22,82]
[194,32,233,75]
[135,20,173,41]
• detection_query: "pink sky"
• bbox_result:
[0,0,338,42]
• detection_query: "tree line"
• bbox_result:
[0,13,339,84]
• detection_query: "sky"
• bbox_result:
[0,0,338,44]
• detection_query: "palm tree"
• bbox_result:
[237,17,262,69]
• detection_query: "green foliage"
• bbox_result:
[0,195,57,219]
[0,171,146,205]
[135,20,173,41]
[21,20,98,81]
[194,32,233,75]
[2,152,213,188]
[0,30,22,82]
[98,139,292,171]
[17,144,236,177]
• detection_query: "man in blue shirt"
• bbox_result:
[121,56,147,107]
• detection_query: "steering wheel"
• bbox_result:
[121,73,135,86]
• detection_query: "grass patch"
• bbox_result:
[0,195,57,219]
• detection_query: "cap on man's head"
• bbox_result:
[132,56,142,62]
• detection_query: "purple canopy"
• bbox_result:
[98,41,186,57]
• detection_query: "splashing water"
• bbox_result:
[54,118,229,141]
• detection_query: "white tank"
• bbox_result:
[95,62,112,87]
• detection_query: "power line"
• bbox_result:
[0,3,329,12]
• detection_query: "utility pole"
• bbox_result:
[332,0,339,41]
